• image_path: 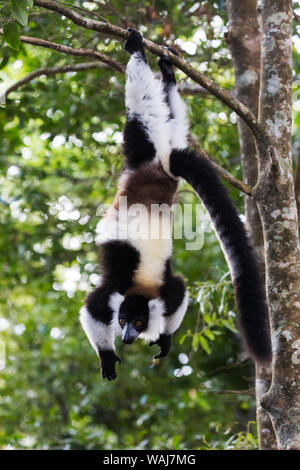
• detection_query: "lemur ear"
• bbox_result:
[109,292,125,314]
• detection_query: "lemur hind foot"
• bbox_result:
[124,28,146,61]
[158,47,178,84]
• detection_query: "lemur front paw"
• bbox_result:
[124,28,145,57]
[158,48,178,83]
[150,334,172,359]
[99,350,122,381]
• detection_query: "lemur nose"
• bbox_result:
[122,337,135,345]
[122,323,139,344]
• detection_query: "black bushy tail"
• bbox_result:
[170,149,272,363]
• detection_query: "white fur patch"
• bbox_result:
[109,292,125,316]
[168,85,189,150]
[131,214,173,288]
[161,290,189,335]
[79,305,116,354]
[109,293,124,337]
[139,298,165,342]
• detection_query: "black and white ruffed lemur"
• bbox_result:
[80,29,272,380]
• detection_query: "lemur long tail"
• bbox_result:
[170,149,272,363]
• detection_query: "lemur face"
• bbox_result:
[118,295,149,344]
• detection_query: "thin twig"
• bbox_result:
[56,0,108,22]
[207,388,255,396]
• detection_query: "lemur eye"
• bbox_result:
[119,319,125,325]
[135,321,142,328]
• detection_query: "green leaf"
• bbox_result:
[204,329,215,341]
[3,22,20,51]
[221,319,238,333]
[199,335,211,355]
[0,3,11,16]
[0,55,9,69]
[24,0,34,6]
[179,333,188,345]
[11,0,28,26]
[192,334,199,352]
[203,313,212,324]
[171,435,182,448]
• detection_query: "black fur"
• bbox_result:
[150,334,172,359]
[85,285,115,325]
[119,295,149,326]
[98,350,121,381]
[158,49,178,85]
[123,117,156,169]
[158,50,177,115]
[100,240,140,293]
[85,241,140,324]
[124,28,147,62]
[170,149,272,363]
[160,259,186,317]
[119,295,150,344]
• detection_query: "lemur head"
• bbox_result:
[110,293,165,344]
[119,295,149,344]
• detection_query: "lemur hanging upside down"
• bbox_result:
[80,29,272,380]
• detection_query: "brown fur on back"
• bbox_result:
[113,161,178,209]
[125,284,159,299]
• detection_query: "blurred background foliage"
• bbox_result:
[0,0,300,450]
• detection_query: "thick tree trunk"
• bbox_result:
[295,146,300,229]
[226,0,277,450]
[255,0,300,450]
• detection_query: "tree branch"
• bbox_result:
[210,388,255,397]
[0,28,125,74]
[1,62,110,101]
[189,135,253,196]
[32,0,261,137]
[177,82,209,96]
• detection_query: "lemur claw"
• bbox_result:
[158,47,178,83]
[126,27,139,33]
[153,351,166,360]
[150,334,172,360]
[158,46,179,62]
[99,350,121,381]
[124,28,145,57]
[166,46,179,57]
